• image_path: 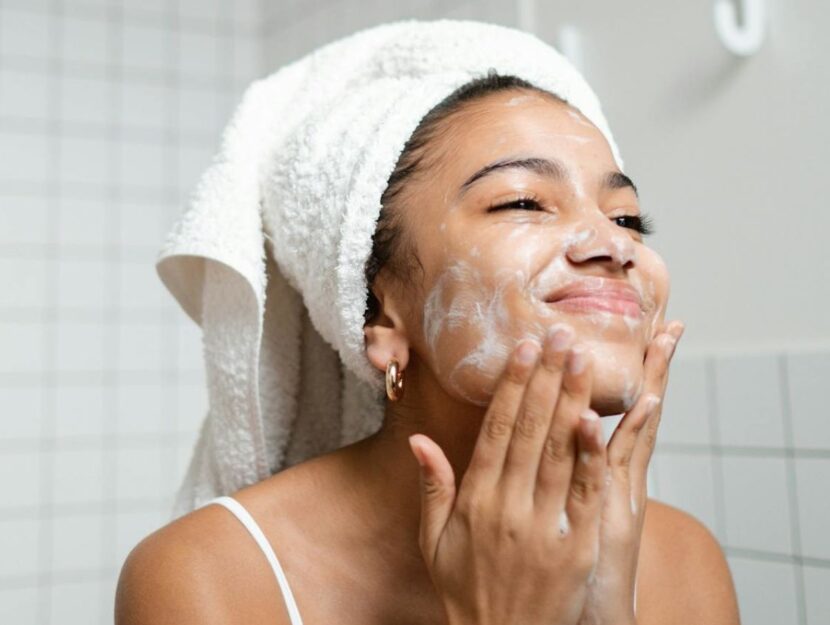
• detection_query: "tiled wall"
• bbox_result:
[0,1,259,622]
[653,351,830,625]
[1,1,827,625]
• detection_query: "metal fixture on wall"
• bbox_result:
[714,0,766,56]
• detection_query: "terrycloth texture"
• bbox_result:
[157,18,624,520]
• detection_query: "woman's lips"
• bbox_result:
[548,295,643,318]
[544,280,644,318]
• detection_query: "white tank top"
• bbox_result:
[204,495,304,625]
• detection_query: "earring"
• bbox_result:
[385,358,405,401]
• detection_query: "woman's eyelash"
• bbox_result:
[487,196,656,237]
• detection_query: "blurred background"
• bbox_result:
[0,0,827,623]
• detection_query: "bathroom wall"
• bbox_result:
[0,0,258,622]
[528,2,829,624]
[0,1,826,624]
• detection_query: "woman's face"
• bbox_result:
[396,90,669,416]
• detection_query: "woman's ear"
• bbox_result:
[363,285,411,373]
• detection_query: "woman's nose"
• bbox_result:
[563,215,636,270]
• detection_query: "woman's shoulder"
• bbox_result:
[114,475,301,625]
[638,498,740,625]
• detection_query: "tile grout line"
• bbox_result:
[705,355,729,545]
[778,354,808,625]
[35,1,62,622]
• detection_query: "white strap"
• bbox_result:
[204,496,305,625]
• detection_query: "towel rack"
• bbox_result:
[714,0,766,56]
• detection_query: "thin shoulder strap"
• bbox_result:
[204,495,305,625]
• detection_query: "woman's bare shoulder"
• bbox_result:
[114,484,294,625]
[638,498,741,625]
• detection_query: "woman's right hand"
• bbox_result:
[407,324,608,625]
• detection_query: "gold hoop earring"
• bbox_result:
[385,358,405,401]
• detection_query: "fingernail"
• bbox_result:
[546,323,573,351]
[567,345,587,374]
[644,393,661,414]
[579,408,599,421]
[517,339,539,364]
[663,335,677,358]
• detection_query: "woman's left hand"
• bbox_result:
[576,319,685,625]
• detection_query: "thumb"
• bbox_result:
[408,434,456,566]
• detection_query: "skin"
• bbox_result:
[115,90,741,625]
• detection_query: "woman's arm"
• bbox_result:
[636,499,741,625]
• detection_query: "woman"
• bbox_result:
[116,21,740,625]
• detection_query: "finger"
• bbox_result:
[629,322,685,492]
[463,338,541,491]
[563,407,607,538]
[533,343,594,515]
[501,323,574,499]
[408,434,456,567]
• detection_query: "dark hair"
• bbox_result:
[362,69,566,325]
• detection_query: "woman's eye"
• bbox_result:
[613,213,655,236]
[487,197,544,212]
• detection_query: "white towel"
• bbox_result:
[156,18,623,519]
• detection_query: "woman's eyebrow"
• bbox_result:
[457,156,638,199]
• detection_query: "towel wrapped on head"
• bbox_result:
[156,18,623,519]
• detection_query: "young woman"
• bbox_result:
[116,54,740,625]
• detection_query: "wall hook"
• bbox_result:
[714,0,766,57]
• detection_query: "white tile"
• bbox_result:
[52,448,104,505]
[176,320,203,371]
[652,451,719,539]
[787,352,830,450]
[0,517,40,576]
[49,579,102,625]
[175,384,207,435]
[233,36,261,84]
[803,565,830,625]
[115,383,163,436]
[51,512,105,572]
[118,140,168,190]
[60,74,112,126]
[121,22,170,71]
[0,451,40,508]
[116,447,164,501]
[57,258,108,310]
[177,86,220,135]
[726,557,799,625]
[0,195,51,246]
[177,143,214,193]
[57,196,109,248]
[118,322,163,371]
[721,456,792,554]
[54,385,106,439]
[114,507,164,569]
[0,131,51,185]
[56,321,107,372]
[178,0,223,21]
[714,354,786,448]
[120,81,169,130]
[61,14,109,67]
[178,30,220,79]
[0,257,48,308]
[0,387,43,439]
[59,136,111,187]
[0,68,51,119]
[795,458,830,560]
[659,355,711,445]
[118,198,166,247]
[118,260,167,311]
[0,8,51,59]
[0,587,37,624]
[174,439,198,487]
[0,322,44,372]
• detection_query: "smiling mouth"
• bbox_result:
[546,295,644,318]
